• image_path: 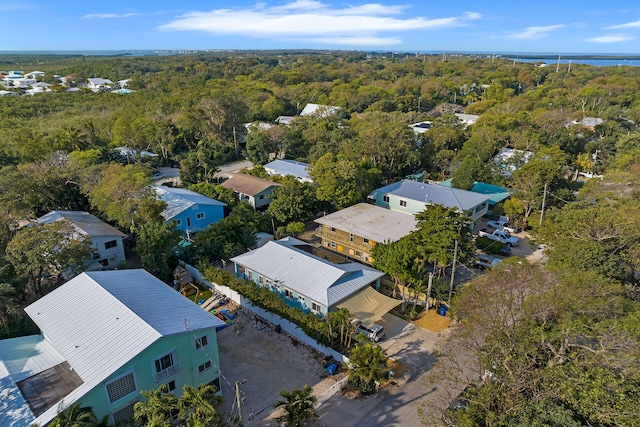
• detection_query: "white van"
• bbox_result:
[353,320,385,342]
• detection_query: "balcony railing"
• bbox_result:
[153,363,181,383]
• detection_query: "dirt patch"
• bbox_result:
[216,307,332,426]
[412,309,451,332]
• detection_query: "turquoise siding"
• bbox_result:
[170,204,225,235]
[237,268,327,316]
[77,327,221,424]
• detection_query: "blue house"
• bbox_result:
[230,238,399,325]
[155,186,226,236]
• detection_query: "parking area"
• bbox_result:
[214,303,445,426]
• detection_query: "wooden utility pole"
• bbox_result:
[448,238,458,306]
[540,182,548,226]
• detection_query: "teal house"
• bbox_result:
[155,185,226,237]
[438,179,512,214]
[0,269,225,427]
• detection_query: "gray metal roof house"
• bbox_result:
[230,237,385,317]
[36,210,127,270]
[368,180,490,222]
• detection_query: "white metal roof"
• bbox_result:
[154,185,226,220]
[369,180,489,212]
[0,335,67,427]
[315,203,417,243]
[264,159,310,181]
[299,103,341,117]
[36,211,126,238]
[22,269,224,426]
[230,237,383,306]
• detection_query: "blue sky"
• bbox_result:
[2,0,640,53]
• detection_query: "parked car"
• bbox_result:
[352,320,385,342]
[487,219,518,233]
[499,245,512,256]
[151,171,165,180]
[478,229,520,247]
[474,254,503,269]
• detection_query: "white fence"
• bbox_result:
[181,262,346,363]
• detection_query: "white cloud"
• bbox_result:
[158,1,481,46]
[605,20,640,30]
[83,12,139,19]
[507,24,565,40]
[586,34,634,43]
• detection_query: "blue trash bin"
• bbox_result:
[327,364,337,375]
[438,305,447,316]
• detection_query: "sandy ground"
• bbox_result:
[214,301,451,427]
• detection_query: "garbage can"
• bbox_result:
[327,364,337,375]
[438,305,447,316]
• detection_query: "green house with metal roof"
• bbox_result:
[0,269,225,427]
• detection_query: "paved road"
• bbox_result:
[315,314,446,427]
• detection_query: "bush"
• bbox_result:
[201,265,331,346]
[475,236,502,255]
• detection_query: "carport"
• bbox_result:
[336,286,401,326]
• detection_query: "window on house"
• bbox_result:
[259,194,264,200]
[399,200,407,207]
[112,402,137,425]
[284,289,294,299]
[167,380,176,392]
[104,240,117,249]
[105,372,136,403]
[186,217,191,227]
[330,227,336,233]
[383,195,389,203]
[298,295,306,305]
[198,360,212,373]
[329,241,336,248]
[311,302,321,312]
[195,335,208,350]
[363,238,369,244]
[258,275,264,284]
[355,251,362,257]
[349,233,354,242]
[153,350,179,383]
[175,219,182,226]
[196,212,205,220]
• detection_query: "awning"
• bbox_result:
[336,286,401,327]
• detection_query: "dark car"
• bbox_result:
[499,245,512,256]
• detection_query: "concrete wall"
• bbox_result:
[181,262,346,363]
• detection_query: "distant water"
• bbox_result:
[505,56,640,67]
[2,50,640,66]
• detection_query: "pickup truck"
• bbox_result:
[478,229,520,247]
[486,219,518,233]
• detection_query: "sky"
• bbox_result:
[2,1,640,53]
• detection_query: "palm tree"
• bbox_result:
[133,384,178,427]
[274,385,318,427]
[348,342,388,394]
[178,384,222,426]
[48,402,99,427]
